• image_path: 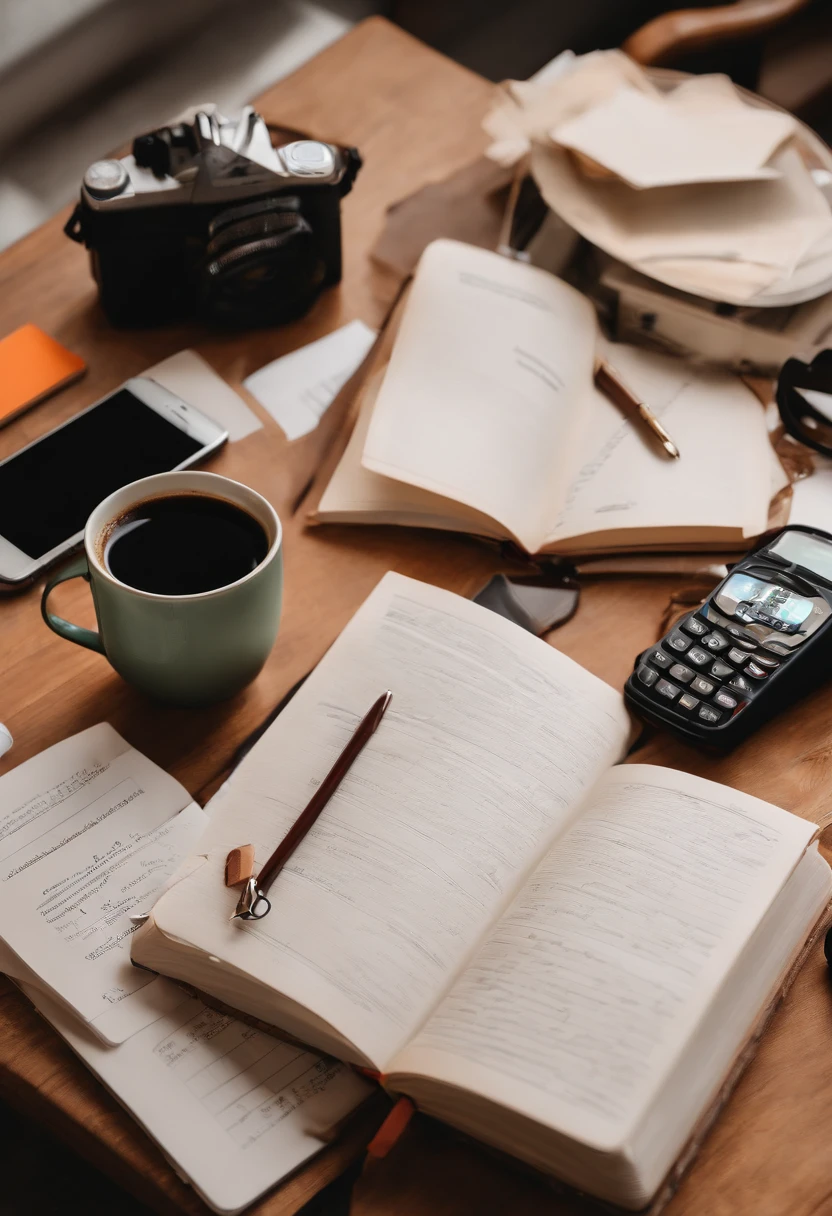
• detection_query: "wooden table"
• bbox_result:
[1,16,831,1216]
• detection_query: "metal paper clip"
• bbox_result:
[232,876,272,921]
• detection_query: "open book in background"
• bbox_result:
[312,240,779,557]
[133,572,831,1211]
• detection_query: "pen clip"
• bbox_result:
[231,876,272,922]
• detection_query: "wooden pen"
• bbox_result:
[229,691,393,921]
[594,358,680,460]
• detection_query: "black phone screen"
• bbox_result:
[0,389,204,559]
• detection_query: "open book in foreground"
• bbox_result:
[313,239,782,557]
[133,573,831,1211]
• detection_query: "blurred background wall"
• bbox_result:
[0,0,830,262]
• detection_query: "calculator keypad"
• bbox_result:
[701,632,729,652]
[633,608,791,728]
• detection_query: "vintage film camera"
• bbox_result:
[65,107,361,328]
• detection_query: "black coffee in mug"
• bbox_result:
[104,493,269,595]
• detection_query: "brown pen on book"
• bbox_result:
[229,691,393,921]
[594,358,680,460]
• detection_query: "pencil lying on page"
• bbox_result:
[228,691,393,921]
[594,358,680,460]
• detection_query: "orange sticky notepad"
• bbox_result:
[0,324,86,426]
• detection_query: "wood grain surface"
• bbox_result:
[0,16,830,1216]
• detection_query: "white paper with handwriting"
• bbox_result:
[22,980,370,1215]
[0,724,207,1043]
[244,320,377,440]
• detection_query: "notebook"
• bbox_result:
[132,572,831,1211]
[313,240,777,557]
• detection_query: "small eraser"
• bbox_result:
[225,844,255,887]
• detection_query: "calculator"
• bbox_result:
[624,525,832,748]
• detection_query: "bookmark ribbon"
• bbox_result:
[367,1097,415,1158]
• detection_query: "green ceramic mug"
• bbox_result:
[41,470,283,706]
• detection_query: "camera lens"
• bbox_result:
[200,197,323,327]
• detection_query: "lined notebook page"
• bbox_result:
[24,982,370,1216]
[360,240,597,552]
[316,369,508,538]
[393,764,816,1148]
[545,343,773,552]
[145,574,630,1070]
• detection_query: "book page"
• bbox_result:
[23,981,371,1216]
[143,573,631,1070]
[0,724,207,1043]
[391,764,816,1147]
[360,240,598,553]
[315,369,509,538]
[545,343,773,553]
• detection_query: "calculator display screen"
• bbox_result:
[719,572,814,630]
[769,531,832,582]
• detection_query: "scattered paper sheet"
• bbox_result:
[552,79,794,189]
[24,982,371,1216]
[484,49,656,166]
[484,51,832,305]
[244,320,377,441]
[146,349,263,441]
[530,141,832,301]
[0,724,208,1044]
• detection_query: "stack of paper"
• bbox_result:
[0,725,370,1214]
[484,51,832,306]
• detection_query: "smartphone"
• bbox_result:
[0,324,86,427]
[0,377,227,584]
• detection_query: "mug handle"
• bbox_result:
[41,552,106,654]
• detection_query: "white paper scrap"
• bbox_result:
[244,320,377,441]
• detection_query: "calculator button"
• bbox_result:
[655,679,681,701]
[713,689,739,711]
[669,663,694,684]
[666,632,691,653]
[751,654,779,669]
[727,647,752,666]
[687,647,711,667]
[710,660,733,680]
[763,641,790,655]
[698,705,723,724]
[647,648,672,669]
[744,661,768,679]
[690,675,716,696]
[728,674,753,693]
[727,633,756,650]
[678,693,699,711]
[637,664,658,687]
[702,632,729,652]
[682,617,708,637]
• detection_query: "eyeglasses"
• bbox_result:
[777,351,832,457]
